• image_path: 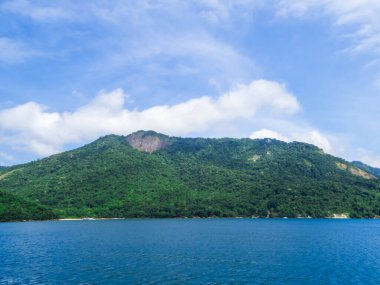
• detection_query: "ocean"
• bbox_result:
[0,219,379,284]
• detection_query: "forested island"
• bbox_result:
[0,131,379,222]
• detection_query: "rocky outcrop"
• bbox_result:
[126,131,172,153]
[336,161,375,179]
[349,167,375,180]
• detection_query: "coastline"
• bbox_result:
[2,214,380,223]
[58,217,126,221]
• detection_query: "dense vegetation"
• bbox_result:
[0,191,57,222]
[0,166,8,173]
[0,131,379,220]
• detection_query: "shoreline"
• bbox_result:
[58,217,126,221]
[2,215,379,223]
[28,216,380,222]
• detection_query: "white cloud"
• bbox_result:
[0,0,259,25]
[0,80,299,156]
[0,0,72,22]
[354,148,380,168]
[250,128,334,153]
[275,0,380,91]
[0,1,260,91]
[292,130,333,153]
[0,152,14,161]
[0,37,41,63]
[250,129,290,142]
[276,0,380,56]
[100,32,258,87]
[196,0,262,24]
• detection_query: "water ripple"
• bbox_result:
[0,219,379,284]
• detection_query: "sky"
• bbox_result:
[1,0,380,167]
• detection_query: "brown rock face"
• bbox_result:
[126,131,171,153]
[349,167,375,180]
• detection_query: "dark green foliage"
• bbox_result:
[0,132,379,220]
[352,161,380,177]
[0,191,57,222]
[0,166,8,173]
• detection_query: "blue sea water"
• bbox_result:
[0,219,379,285]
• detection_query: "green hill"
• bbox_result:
[0,131,379,220]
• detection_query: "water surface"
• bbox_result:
[0,219,379,284]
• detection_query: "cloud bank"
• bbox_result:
[0,80,302,156]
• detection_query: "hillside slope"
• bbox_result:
[0,191,57,222]
[0,131,379,219]
[352,161,380,178]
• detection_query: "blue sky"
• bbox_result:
[1,0,380,166]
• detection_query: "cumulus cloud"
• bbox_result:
[250,129,290,142]
[250,128,333,153]
[292,130,333,153]
[0,80,299,156]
